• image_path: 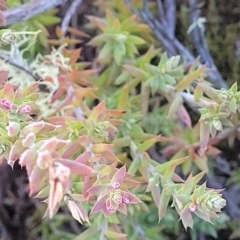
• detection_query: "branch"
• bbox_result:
[163,0,176,37]
[156,0,164,22]
[0,0,66,27]
[0,49,41,81]
[61,0,83,36]
[125,0,228,89]
[188,0,227,89]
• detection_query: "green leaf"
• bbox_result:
[168,93,183,117]
[158,52,168,68]
[198,82,220,101]
[176,66,205,91]
[113,42,125,65]
[182,158,192,175]
[36,15,60,25]
[88,33,112,46]
[128,156,141,175]
[127,35,146,45]
[228,98,237,113]
[118,85,129,110]
[98,42,113,61]
[105,230,127,239]
[181,172,205,195]
[138,135,169,152]
[123,64,148,79]
[125,41,138,58]
[194,84,203,101]
[164,74,176,85]
[158,187,171,221]
[230,82,238,94]
[115,71,129,85]
[74,225,99,240]
[167,55,181,69]
[156,156,189,177]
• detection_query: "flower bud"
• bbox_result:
[112,182,120,189]
[210,195,227,210]
[6,121,20,137]
[0,98,12,109]
[122,196,129,204]
[189,202,197,212]
[19,104,32,114]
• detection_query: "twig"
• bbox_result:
[0,49,41,81]
[61,0,83,36]
[188,0,227,89]
[164,0,176,37]
[156,0,164,22]
[124,0,228,89]
[1,0,66,26]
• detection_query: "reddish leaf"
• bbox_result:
[90,194,108,214]
[58,159,94,175]
[177,105,192,128]
[75,151,91,163]
[110,165,126,186]
[123,191,141,204]
[0,70,8,84]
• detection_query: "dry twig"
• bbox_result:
[61,0,83,36]
[125,0,228,89]
[0,0,66,26]
[0,48,40,81]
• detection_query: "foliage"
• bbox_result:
[0,1,238,239]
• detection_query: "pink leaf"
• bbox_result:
[122,191,141,204]
[118,203,128,215]
[29,165,46,195]
[3,82,14,100]
[180,205,194,229]
[58,159,94,175]
[177,105,192,128]
[78,135,92,147]
[39,138,69,153]
[82,176,95,199]
[110,165,126,186]
[75,151,91,163]
[87,184,106,195]
[90,194,108,214]
[19,149,37,167]
[62,142,82,159]
[8,139,25,164]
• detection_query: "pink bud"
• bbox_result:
[189,202,197,212]
[6,121,20,137]
[19,104,31,114]
[112,182,121,189]
[122,196,129,204]
[0,98,12,109]
[106,198,116,213]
